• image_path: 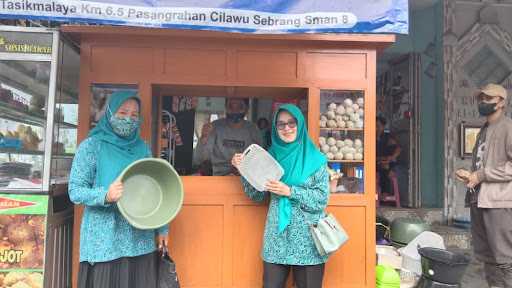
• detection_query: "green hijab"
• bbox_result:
[89,90,148,189]
[268,104,327,233]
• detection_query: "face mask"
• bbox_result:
[110,116,139,137]
[226,113,245,123]
[478,102,497,116]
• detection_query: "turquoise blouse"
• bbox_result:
[69,137,168,263]
[241,165,330,265]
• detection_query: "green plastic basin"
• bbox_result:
[117,158,184,230]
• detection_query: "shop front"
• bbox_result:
[62,25,394,288]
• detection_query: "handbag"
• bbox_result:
[310,213,349,256]
[158,246,180,288]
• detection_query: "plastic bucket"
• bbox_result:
[117,158,184,230]
[418,247,470,285]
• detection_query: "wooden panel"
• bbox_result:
[232,205,267,288]
[165,48,227,78]
[236,51,298,81]
[72,28,390,288]
[305,52,367,81]
[324,206,367,287]
[90,46,154,75]
[170,205,224,288]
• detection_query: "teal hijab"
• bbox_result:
[89,90,148,189]
[268,104,327,233]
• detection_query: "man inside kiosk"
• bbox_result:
[193,98,262,175]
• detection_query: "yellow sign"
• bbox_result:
[0,35,52,54]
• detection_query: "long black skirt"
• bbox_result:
[78,252,157,288]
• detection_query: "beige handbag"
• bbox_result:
[310,213,349,256]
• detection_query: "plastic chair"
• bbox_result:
[377,170,401,207]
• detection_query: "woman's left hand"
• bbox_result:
[157,235,168,252]
[265,180,291,196]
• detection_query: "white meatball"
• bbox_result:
[355,120,364,128]
[357,97,364,106]
[320,120,327,128]
[335,115,344,123]
[358,109,364,116]
[326,111,336,120]
[336,120,346,128]
[354,153,363,160]
[320,115,328,122]
[336,105,346,116]
[352,104,360,111]
[344,98,353,107]
[327,137,336,146]
[346,121,355,128]
[345,107,354,115]
[336,140,345,148]
[344,153,354,160]
[328,103,337,111]
[344,139,354,147]
[330,146,339,153]
[326,152,335,160]
[342,115,350,122]
[356,147,364,153]
[350,113,360,122]
[327,119,337,128]
[354,139,363,148]
[321,144,330,154]
[319,137,326,145]
[335,152,344,160]
[348,147,357,154]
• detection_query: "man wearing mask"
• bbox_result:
[455,83,512,287]
[194,98,262,175]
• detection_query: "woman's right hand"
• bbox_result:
[231,153,243,170]
[106,180,123,203]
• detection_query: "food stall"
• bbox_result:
[0,26,79,288]
[62,24,394,288]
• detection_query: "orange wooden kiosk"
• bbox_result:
[62,25,394,288]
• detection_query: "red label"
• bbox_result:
[0,197,35,210]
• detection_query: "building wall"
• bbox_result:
[380,1,444,208]
[444,0,512,220]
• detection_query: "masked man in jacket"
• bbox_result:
[457,83,512,287]
[194,98,262,176]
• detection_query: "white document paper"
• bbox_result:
[239,144,284,191]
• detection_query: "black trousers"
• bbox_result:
[263,261,325,288]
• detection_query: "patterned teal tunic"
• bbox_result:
[69,137,168,263]
[241,165,330,265]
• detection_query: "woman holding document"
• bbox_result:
[232,104,330,288]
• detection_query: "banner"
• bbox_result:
[0,194,48,288]
[0,0,408,34]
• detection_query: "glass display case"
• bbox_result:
[0,26,78,288]
[0,28,79,194]
[319,90,365,193]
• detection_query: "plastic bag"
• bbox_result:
[158,247,180,288]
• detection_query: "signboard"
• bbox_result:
[0,194,48,288]
[0,0,408,34]
[0,31,52,54]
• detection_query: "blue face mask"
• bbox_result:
[106,104,140,137]
[110,116,139,137]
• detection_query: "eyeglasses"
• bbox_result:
[276,119,297,130]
